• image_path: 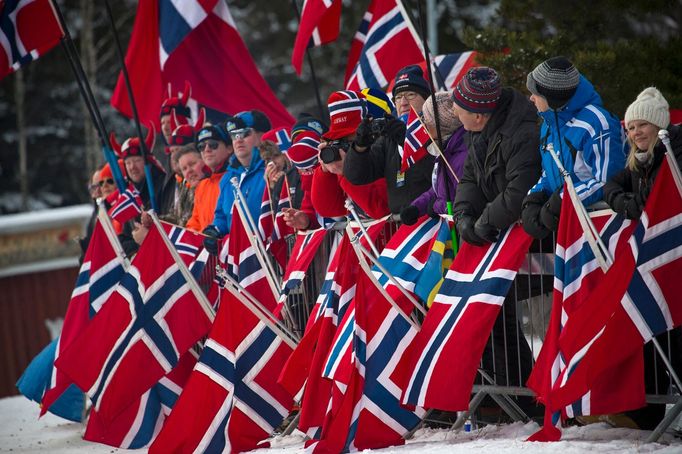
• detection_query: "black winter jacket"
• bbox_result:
[453,88,542,229]
[343,132,435,214]
[604,125,682,219]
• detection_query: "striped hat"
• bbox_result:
[324,90,367,140]
[287,131,321,175]
[361,88,395,118]
[452,67,501,113]
[526,56,580,110]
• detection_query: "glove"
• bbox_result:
[474,217,499,243]
[613,193,643,220]
[521,191,551,239]
[202,225,221,256]
[384,116,406,143]
[426,198,439,219]
[400,204,420,225]
[539,188,562,232]
[353,119,374,149]
[456,214,485,246]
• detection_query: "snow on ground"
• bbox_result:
[2,395,682,453]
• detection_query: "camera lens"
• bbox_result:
[319,145,341,164]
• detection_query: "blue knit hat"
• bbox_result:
[392,65,431,100]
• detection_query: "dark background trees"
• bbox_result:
[1,0,679,214]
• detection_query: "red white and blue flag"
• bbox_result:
[345,0,423,91]
[401,224,533,410]
[548,153,682,414]
[54,221,212,425]
[107,185,143,225]
[111,0,294,129]
[432,51,477,90]
[0,0,64,80]
[41,216,127,417]
[291,0,342,75]
[278,228,328,305]
[150,273,294,452]
[526,188,643,442]
[400,108,431,172]
[83,350,198,449]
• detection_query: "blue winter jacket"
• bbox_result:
[528,76,626,207]
[212,148,266,235]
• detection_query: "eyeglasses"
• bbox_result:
[229,128,253,141]
[197,140,221,151]
[393,92,419,103]
[98,178,114,187]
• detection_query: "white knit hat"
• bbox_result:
[624,87,670,129]
[422,91,462,138]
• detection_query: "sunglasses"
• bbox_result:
[98,178,114,187]
[197,140,221,151]
[229,128,253,141]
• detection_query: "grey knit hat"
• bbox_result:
[526,56,580,110]
[422,92,461,138]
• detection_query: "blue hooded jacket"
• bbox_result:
[212,148,266,235]
[529,76,626,206]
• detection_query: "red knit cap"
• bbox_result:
[324,90,367,140]
[452,67,501,113]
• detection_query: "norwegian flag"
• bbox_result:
[149,280,295,453]
[41,216,127,417]
[548,154,682,414]
[401,224,533,410]
[84,350,198,449]
[0,0,64,80]
[400,108,432,172]
[278,228,328,305]
[107,185,143,225]
[432,51,477,90]
[54,221,212,425]
[345,0,424,91]
[111,0,293,130]
[292,0,342,75]
[310,270,423,452]
[527,189,642,442]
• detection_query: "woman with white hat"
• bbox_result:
[604,87,682,219]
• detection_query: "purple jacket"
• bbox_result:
[411,126,468,216]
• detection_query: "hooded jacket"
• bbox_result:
[212,148,266,235]
[529,76,626,206]
[454,88,542,229]
[411,126,468,216]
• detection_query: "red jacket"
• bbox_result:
[311,166,389,219]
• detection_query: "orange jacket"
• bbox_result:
[185,171,224,232]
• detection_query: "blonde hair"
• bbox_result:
[625,134,659,171]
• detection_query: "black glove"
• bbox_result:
[613,193,643,220]
[456,215,485,246]
[400,204,420,225]
[354,118,374,149]
[521,191,551,239]
[202,225,221,256]
[540,189,562,232]
[384,116,406,143]
[426,197,439,219]
[474,217,499,243]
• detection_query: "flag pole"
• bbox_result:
[415,0,458,252]
[103,0,158,212]
[49,0,127,192]
[290,0,326,120]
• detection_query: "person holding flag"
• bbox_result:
[343,65,435,215]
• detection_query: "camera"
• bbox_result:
[320,139,350,164]
[368,117,387,138]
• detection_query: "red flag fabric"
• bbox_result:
[400,108,432,172]
[83,351,198,449]
[345,0,424,90]
[0,0,64,80]
[549,154,682,413]
[149,279,294,453]
[291,0,342,75]
[111,0,294,129]
[526,189,642,442]
[401,224,533,411]
[41,218,127,415]
[54,221,212,425]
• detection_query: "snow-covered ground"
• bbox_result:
[2,396,682,453]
